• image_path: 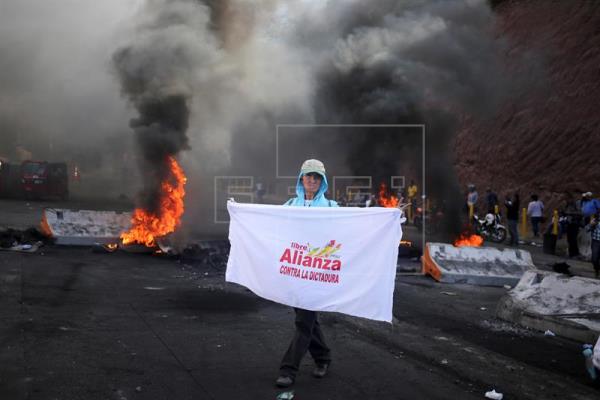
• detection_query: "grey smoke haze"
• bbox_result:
[1,0,527,238]
[0,0,141,196]
[222,0,516,236]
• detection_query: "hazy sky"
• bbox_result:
[0,1,142,159]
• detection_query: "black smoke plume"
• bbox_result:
[295,0,517,237]
[112,0,216,212]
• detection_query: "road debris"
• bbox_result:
[484,389,503,399]
[544,330,556,337]
[480,320,533,337]
[0,242,42,253]
[156,239,175,255]
[0,227,48,252]
[92,243,118,253]
[276,391,294,400]
[551,262,572,276]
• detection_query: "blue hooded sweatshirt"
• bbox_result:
[284,170,338,208]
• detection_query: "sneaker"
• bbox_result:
[275,375,294,388]
[312,363,329,378]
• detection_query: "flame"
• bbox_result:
[107,243,118,250]
[378,183,399,208]
[453,233,483,247]
[121,156,187,247]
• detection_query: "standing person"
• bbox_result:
[276,159,337,388]
[365,193,376,207]
[576,192,595,261]
[563,193,582,258]
[407,180,418,222]
[486,188,498,214]
[582,195,600,278]
[505,193,520,246]
[255,177,266,204]
[579,192,594,225]
[586,212,600,278]
[352,191,362,207]
[466,184,478,213]
[527,194,544,237]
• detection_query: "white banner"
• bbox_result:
[226,201,402,322]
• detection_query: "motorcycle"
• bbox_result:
[473,213,507,243]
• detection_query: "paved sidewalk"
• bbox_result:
[484,238,597,279]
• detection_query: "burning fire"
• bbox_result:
[378,183,399,208]
[121,156,187,247]
[453,233,483,247]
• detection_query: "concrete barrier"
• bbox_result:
[422,242,534,286]
[497,270,600,342]
[41,208,132,245]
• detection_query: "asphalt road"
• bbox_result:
[1,247,489,400]
[0,198,598,399]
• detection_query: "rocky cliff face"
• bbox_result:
[454,0,600,211]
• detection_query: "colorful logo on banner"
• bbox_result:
[279,240,342,284]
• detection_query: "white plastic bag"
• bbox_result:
[484,389,503,400]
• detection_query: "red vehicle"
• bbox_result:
[21,160,69,200]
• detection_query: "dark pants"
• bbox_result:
[508,219,519,246]
[531,217,542,236]
[592,240,600,273]
[280,308,331,378]
[566,223,580,257]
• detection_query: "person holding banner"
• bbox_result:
[226,159,401,386]
[276,159,338,388]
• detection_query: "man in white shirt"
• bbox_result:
[527,194,544,237]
